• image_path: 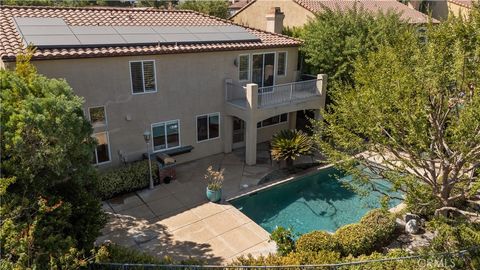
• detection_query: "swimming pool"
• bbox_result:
[230,166,401,234]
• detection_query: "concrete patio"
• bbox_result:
[97,144,317,264]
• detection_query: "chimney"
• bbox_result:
[265,7,285,34]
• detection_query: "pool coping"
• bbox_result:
[226,163,335,202]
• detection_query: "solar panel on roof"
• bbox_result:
[14,17,65,26]
[225,32,259,41]
[216,26,246,33]
[194,33,231,42]
[151,26,190,34]
[76,35,126,45]
[159,33,199,43]
[23,35,81,46]
[13,17,261,48]
[70,26,117,35]
[113,26,157,35]
[121,34,165,44]
[20,25,73,36]
[185,26,221,33]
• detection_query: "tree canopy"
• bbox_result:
[0,54,106,269]
[177,0,229,19]
[299,6,414,86]
[314,7,480,217]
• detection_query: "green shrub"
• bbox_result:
[334,223,376,257]
[95,160,159,200]
[270,226,296,256]
[94,243,205,266]
[339,249,439,270]
[282,250,341,265]
[94,243,163,264]
[404,182,441,218]
[296,230,339,253]
[333,209,397,257]
[231,253,285,266]
[427,218,480,269]
[231,251,341,266]
[360,209,397,246]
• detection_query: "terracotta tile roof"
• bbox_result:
[449,0,474,9]
[294,0,435,24]
[0,5,301,61]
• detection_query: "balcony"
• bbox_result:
[225,76,323,109]
[223,74,327,166]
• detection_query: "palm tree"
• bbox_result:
[270,129,313,170]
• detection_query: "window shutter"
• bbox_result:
[143,61,156,92]
[130,62,144,93]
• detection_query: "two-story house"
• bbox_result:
[0,6,326,167]
[231,0,435,31]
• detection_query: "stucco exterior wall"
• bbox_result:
[232,0,314,30]
[31,47,299,167]
[448,2,471,18]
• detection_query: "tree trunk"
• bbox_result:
[286,158,294,171]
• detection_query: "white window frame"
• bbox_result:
[88,105,108,128]
[238,54,251,82]
[93,131,111,165]
[277,51,287,77]
[129,60,157,95]
[257,113,289,129]
[151,119,181,153]
[196,112,221,143]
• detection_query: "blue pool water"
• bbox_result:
[230,166,401,234]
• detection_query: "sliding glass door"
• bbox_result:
[252,53,275,92]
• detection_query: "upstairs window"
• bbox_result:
[89,106,107,128]
[277,52,287,76]
[238,55,250,81]
[197,113,220,142]
[130,60,156,94]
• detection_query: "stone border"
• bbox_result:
[226,163,335,201]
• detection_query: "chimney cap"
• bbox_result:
[269,7,283,15]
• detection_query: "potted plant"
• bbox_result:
[205,166,224,202]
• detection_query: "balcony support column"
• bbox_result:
[223,115,233,153]
[245,83,258,165]
[317,74,327,108]
[288,111,297,129]
[314,74,328,122]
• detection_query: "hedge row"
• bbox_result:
[232,249,441,270]
[94,243,205,266]
[95,160,159,200]
[296,209,397,257]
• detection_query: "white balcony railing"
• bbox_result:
[226,78,321,109]
[257,79,319,108]
[225,80,247,108]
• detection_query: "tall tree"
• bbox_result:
[300,6,414,86]
[177,0,229,19]
[0,53,106,269]
[314,7,480,217]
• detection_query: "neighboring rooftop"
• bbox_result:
[0,5,300,61]
[229,0,253,10]
[231,0,435,24]
[449,0,474,9]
